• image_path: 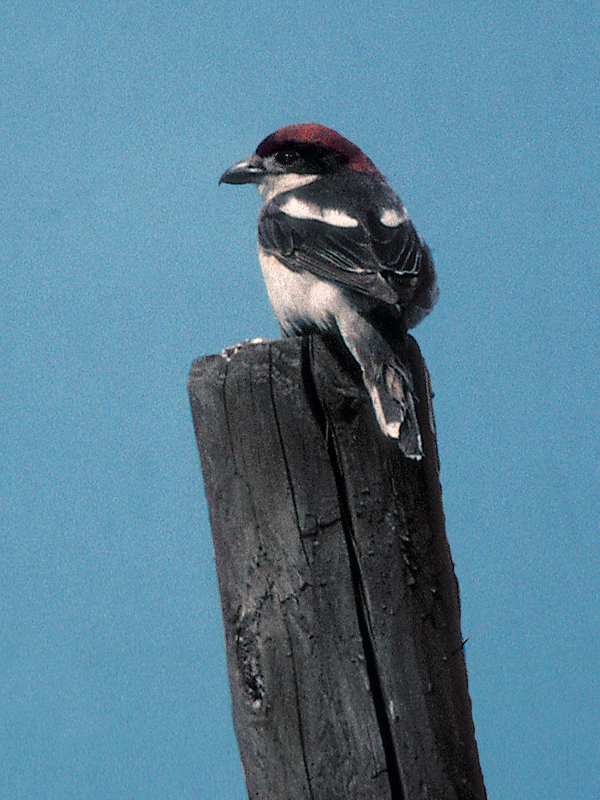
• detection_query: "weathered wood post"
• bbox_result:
[189,332,487,799]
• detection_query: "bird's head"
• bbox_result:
[219,123,386,201]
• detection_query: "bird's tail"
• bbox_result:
[372,356,423,459]
[336,313,423,460]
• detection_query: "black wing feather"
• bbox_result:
[258,204,427,308]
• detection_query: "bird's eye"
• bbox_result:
[274,149,300,166]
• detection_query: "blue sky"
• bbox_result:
[1,1,598,797]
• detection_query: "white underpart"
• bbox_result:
[258,249,422,455]
[258,251,343,332]
[258,173,319,202]
[279,196,359,228]
[380,207,408,226]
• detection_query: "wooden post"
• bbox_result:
[189,333,487,800]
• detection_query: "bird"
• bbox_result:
[219,123,438,459]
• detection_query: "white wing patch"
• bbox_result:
[380,207,408,226]
[279,197,359,228]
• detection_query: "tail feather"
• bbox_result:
[363,359,423,460]
[336,312,423,459]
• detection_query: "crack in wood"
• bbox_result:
[282,614,317,800]
[189,339,488,799]
[268,343,311,568]
[300,336,405,800]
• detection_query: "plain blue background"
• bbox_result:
[2,1,598,797]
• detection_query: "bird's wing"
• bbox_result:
[258,204,427,307]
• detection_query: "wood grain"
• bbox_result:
[189,334,487,800]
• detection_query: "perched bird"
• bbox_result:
[219,123,438,459]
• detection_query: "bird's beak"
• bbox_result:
[219,154,266,185]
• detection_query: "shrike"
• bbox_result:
[220,123,438,459]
